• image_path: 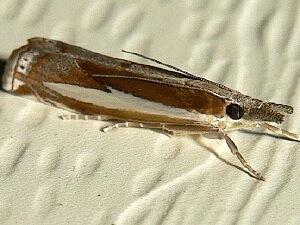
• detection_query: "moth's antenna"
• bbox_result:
[121,50,232,91]
[121,50,198,79]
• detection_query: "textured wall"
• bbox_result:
[0,1,299,225]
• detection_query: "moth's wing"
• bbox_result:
[29,37,213,81]
[74,57,227,117]
[6,38,227,124]
[27,37,234,96]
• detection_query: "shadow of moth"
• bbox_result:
[2,37,299,181]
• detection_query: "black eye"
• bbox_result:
[226,103,244,120]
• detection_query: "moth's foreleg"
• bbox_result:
[260,123,300,142]
[223,134,266,181]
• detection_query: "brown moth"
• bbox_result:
[2,37,299,181]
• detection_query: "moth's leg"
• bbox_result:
[152,124,266,180]
[59,114,115,121]
[162,124,219,135]
[260,123,300,142]
[102,122,219,134]
[222,133,266,181]
[101,122,172,134]
[101,123,220,141]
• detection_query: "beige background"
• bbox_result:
[0,1,299,225]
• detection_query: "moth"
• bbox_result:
[2,37,299,181]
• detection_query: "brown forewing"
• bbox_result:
[10,38,228,122]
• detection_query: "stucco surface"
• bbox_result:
[0,1,299,225]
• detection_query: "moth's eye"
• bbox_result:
[226,103,244,120]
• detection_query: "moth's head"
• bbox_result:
[225,97,293,124]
